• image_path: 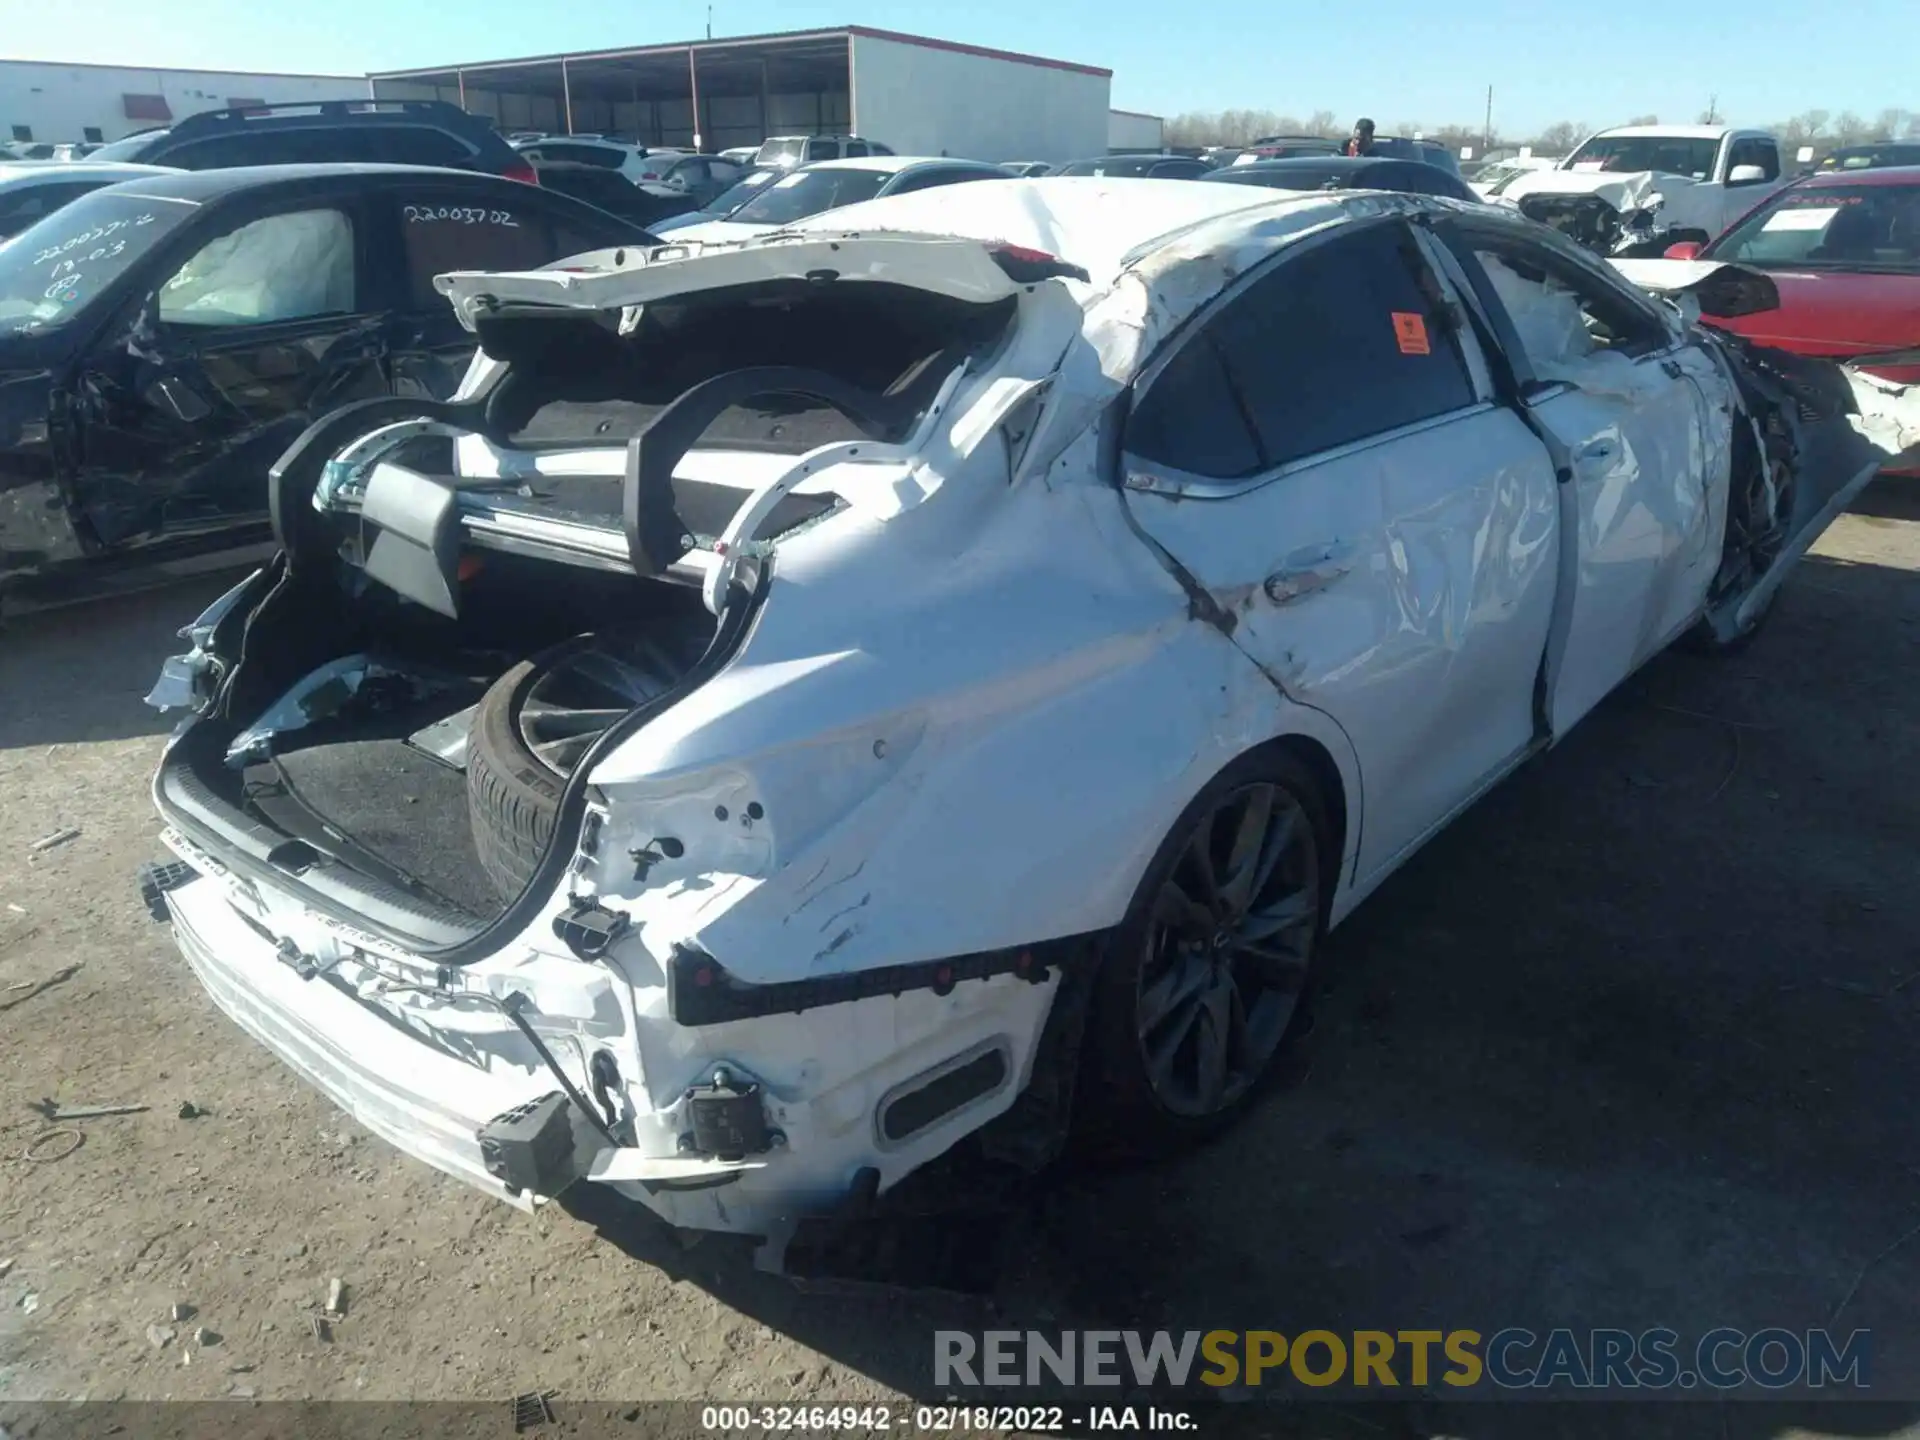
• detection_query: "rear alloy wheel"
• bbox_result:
[1081,750,1327,1152]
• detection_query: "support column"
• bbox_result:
[688,46,704,151]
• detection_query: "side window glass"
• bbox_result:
[1127,336,1264,479]
[399,194,559,309]
[162,134,265,169]
[0,181,103,240]
[893,168,995,195]
[810,139,841,161]
[1205,223,1477,468]
[843,140,869,158]
[1453,234,1670,374]
[365,128,473,168]
[157,208,356,326]
[1728,138,1780,182]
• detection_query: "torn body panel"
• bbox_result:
[1505,170,1725,257]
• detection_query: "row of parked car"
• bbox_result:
[2,95,1915,611]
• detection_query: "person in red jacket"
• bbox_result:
[1345,118,1376,157]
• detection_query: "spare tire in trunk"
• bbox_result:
[466,633,702,900]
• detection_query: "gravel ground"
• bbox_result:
[2,484,1919,1438]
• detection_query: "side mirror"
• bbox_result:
[1728,164,1768,185]
[1664,241,1705,261]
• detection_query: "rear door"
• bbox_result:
[1120,218,1562,883]
[69,190,388,547]
[1433,217,1724,733]
[373,181,643,400]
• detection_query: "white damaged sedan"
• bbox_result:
[143,180,1917,1246]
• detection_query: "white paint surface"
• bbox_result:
[0,59,359,145]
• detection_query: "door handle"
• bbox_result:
[1264,544,1356,605]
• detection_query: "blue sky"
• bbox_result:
[4,0,1913,136]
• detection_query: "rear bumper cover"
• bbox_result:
[166,876,539,1208]
[157,854,1061,1238]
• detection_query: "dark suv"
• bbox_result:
[85,101,537,184]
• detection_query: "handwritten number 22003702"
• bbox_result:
[404,205,519,226]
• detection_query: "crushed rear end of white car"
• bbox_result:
[141,231,1108,1249]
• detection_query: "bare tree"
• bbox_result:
[1169,101,1914,160]
[1531,120,1586,155]
[1872,108,1914,141]
[1830,110,1870,146]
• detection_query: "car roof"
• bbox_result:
[100,162,532,202]
[793,177,1363,292]
[1798,163,1920,188]
[799,155,957,174]
[0,161,178,189]
[1232,155,1413,174]
[1593,124,1733,139]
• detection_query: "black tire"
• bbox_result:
[1678,586,1779,657]
[466,648,573,902]
[1077,747,1331,1158]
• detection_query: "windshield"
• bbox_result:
[1820,146,1920,172]
[1707,183,1920,273]
[728,168,890,226]
[0,189,192,334]
[1478,163,1537,196]
[702,169,780,216]
[1564,134,1720,179]
[86,131,164,164]
[757,138,806,166]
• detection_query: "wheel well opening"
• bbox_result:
[1268,734,1349,913]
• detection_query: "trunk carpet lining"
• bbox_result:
[246,739,497,921]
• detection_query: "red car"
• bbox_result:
[1668,165,1920,472]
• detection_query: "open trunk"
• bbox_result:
[151,235,1033,955]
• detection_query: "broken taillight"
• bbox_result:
[988,244,1092,285]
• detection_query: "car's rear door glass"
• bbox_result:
[360,127,475,168]
[1127,336,1264,478]
[395,190,621,307]
[1207,223,1477,467]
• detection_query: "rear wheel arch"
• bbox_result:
[1072,734,1344,1152]
[1262,732,1350,918]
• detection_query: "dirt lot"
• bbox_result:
[3,485,1920,1438]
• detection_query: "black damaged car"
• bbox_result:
[0,164,654,608]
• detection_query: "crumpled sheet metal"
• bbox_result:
[1023,192,1424,483]
[1848,370,1920,466]
[1609,257,1783,320]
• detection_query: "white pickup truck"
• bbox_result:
[1501,124,1788,256]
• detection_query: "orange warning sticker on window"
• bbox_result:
[1391,311,1431,355]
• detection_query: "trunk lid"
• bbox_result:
[433,233,1031,332]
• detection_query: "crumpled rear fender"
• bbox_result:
[580,456,1363,988]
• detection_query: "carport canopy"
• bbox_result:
[368,28,855,152]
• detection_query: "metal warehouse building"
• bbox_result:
[367,26,1113,165]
